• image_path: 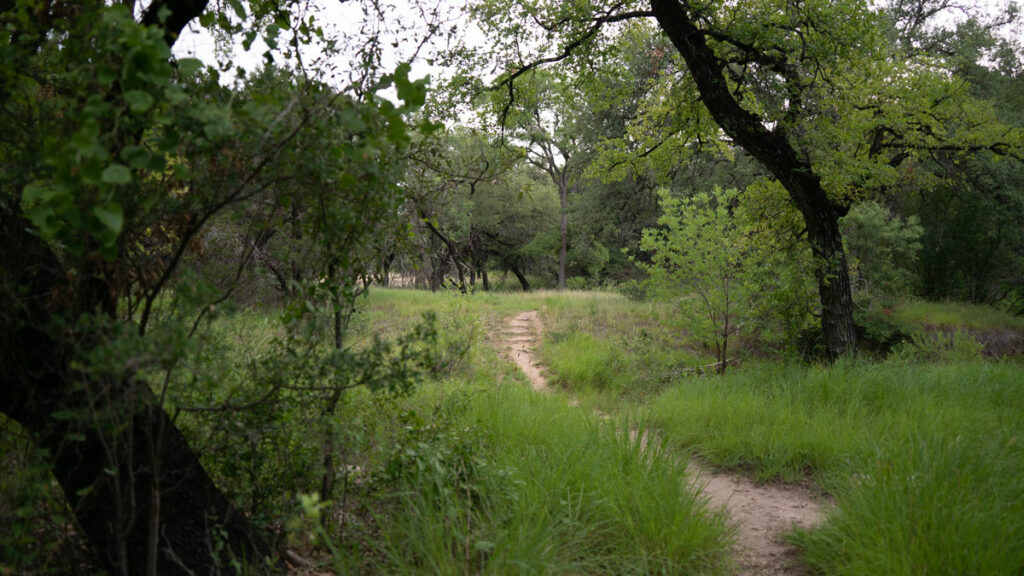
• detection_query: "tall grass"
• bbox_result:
[893,299,1024,332]
[646,360,1024,480]
[536,292,706,409]
[165,288,1024,574]
[795,431,1024,575]
[644,359,1024,574]
[371,382,732,575]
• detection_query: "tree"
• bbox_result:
[490,71,587,290]
[406,128,521,291]
[0,1,428,572]
[880,0,1024,309]
[405,128,559,291]
[641,187,751,373]
[461,0,1024,357]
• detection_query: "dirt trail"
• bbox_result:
[504,310,548,392]
[500,310,825,576]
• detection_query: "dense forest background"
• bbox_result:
[1,0,1022,573]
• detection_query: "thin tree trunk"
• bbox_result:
[424,219,468,293]
[559,184,568,290]
[509,263,532,292]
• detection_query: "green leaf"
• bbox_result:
[392,62,428,108]
[101,163,132,185]
[226,0,247,19]
[22,183,59,203]
[164,85,187,105]
[176,57,203,76]
[124,90,155,113]
[96,67,117,87]
[93,201,124,235]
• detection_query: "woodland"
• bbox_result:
[1,0,1023,574]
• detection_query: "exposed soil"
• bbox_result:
[504,310,548,392]
[500,310,826,575]
[690,466,823,575]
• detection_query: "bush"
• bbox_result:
[841,201,923,301]
[891,328,984,362]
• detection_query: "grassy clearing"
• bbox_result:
[646,361,1024,480]
[536,292,708,410]
[163,288,732,574]
[892,299,1024,332]
[524,290,1024,575]
[351,290,731,574]
[634,359,1024,575]
[165,289,1024,574]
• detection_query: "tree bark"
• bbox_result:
[0,213,275,574]
[0,1,278,571]
[650,0,857,357]
[558,183,568,290]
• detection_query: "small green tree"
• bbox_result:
[640,187,750,373]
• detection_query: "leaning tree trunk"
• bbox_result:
[1,213,276,575]
[509,262,532,292]
[0,1,280,569]
[651,0,857,357]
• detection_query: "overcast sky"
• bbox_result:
[171,0,1023,89]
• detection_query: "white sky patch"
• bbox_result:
[171,0,481,97]
[169,0,1022,100]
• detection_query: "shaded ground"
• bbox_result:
[500,310,825,576]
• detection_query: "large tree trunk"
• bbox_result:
[0,2,279,570]
[0,213,275,574]
[651,0,857,357]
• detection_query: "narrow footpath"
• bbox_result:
[500,310,825,576]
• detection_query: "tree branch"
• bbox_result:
[140,0,210,48]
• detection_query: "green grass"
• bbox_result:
[893,299,1024,332]
[795,430,1024,575]
[637,360,1024,574]
[521,290,1024,575]
[178,289,731,574]
[535,291,707,410]
[371,382,732,575]
[646,360,1021,476]
[157,289,1024,574]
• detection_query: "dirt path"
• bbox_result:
[504,310,548,392]
[500,310,825,575]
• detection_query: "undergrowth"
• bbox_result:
[5,287,1022,575]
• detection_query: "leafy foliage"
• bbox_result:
[841,201,924,301]
[640,187,752,372]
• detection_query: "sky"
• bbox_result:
[172,0,474,89]
[171,0,1023,90]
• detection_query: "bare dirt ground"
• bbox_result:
[505,310,548,392]
[500,310,826,576]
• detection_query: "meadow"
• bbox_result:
[3,288,1022,574]
[300,288,1024,574]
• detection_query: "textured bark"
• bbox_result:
[1,1,277,572]
[0,212,276,574]
[650,0,857,357]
